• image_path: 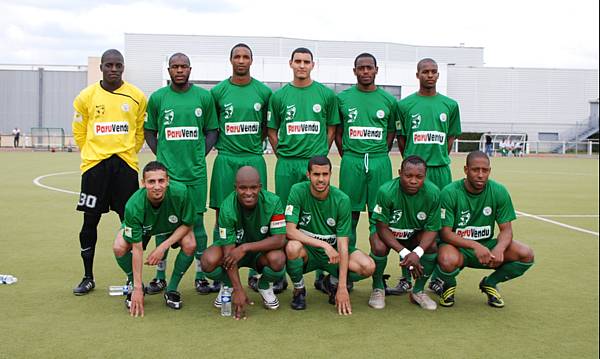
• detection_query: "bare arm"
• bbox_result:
[335,125,343,157]
[440,226,493,266]
[375,222,408,253]
[223,234,285,270]
[335,236,351,315]
[397,135,406,155]
[205,129,218,155]
[447,136,456,154]
[490,221,513,267]
[145,224,192,265]
[130,241,144,317]
[386,131,396,152]
[327,125,336,150]
[286,223,339,263]
[267,128,279,156]
[144,129,158,155]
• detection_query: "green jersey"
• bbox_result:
[211,78,272,155]
[285,182,351,247]
[145,85,218,184]
[397,92,461,166]
[122,181,195,244]
[337,86,398,154]
[440,179,516,241]
[216,189,286,246]
[267,81,340,158]
[371,178,441,240]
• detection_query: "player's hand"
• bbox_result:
[336,287,352,316]
[223,246,246,270]
[489,247,505,268]
[129,287,144,318]
[323,244,339,264]
[232,289,253,320]
[145,247,166,266]
[400,253,424,279]
[474,243,494,266]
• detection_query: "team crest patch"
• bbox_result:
[299,212,311,226]
[417,212,427,220]
[285,205,294,216]
[73,112,83,122]
[312,104,321,113]
[376,110,385,119]
[163,109,174,125]
[168,215,178,224]
[483,207,492,216]
[326,218,336,227]
[439,113,447,122]
[391,209,402,223]
[219,227,227,239]
[254,103,262,111]
[373,204,382,214]
[347,108,358,123]
[121,103,130,112]
[441,208,446,219]
[260,226,269,234]
[124,226,132,238]
[411,113,421,129]
[195,108,203,117]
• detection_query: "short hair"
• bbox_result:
[230,43,253,60]
[100,49,123,64]
[168,52,190,66]
[354,52,377,68]
[400,155,427,172]
[308,156,331,172]
[417,58,437,71]
[143,161,168,177]
[290,47,313,62]
[466,151,490,166]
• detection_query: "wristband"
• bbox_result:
[413,246,424,258]
[399,248,411,260]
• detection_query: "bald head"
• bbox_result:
[235,166,261,208]
[236,166,260,185]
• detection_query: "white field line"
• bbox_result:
[516,210,599,237]
[520,214,598,218]
[32,171,79,195]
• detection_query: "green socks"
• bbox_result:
[485,261,534,287]
[286,258,304,285]
[115,251,133,283]
[413,252,437,292]
[258,267,286,290]
[432,264,460,288]
[205,266,232,287]
[166,250,194,292]
[370,252,387,289]
[154,234,168,280]
[194,214,207,281]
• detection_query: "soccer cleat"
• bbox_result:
[258,284,280,310]
[209,280,222,293]
[146,278,167,295]
[439,285,456,307]
[125,292,132,309]
[368,288,386,309]
[273,277,288,294]
[313,273,327,294]
[164,291,182,310]
[323,274,338,305]
[428,278,445,297]
[479,277,505,308]
[247,275,259,292]
[73,277,95,296]
[213,286,225,308]
[409,291,437,311]
[385,277,412,296]
[194,279,211,295]
[125,284,146,310]
[290,287,306,310]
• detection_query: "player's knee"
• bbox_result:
[112,241,128,257]
[181,234,197,256]
[285,240,303,259]
[266,250,286,271]
[437,250,459,272]
[362,256,376,276]
[521,245,535,263]
[200,246,221,271]
[426,242,438,254]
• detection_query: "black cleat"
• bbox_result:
[323,274,338,305]
[439,285,456,307]
[428,278,445,297]
[146,278,167,295]
[385,276,412,296]
[247,275,259,292]
[164,291,182,310]
[479,277,504,308]
[195,279,211,295]
[290,287,307,310]
[273,277,288,294]
[73,277,95,296]
[209,280,221,293]
[313,273,327,294]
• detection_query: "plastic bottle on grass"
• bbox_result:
[0,275,18,284]
[221,286,232,316]
[109,285,131,296]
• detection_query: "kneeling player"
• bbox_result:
[201,166,287,319]
[431,151,534,308]
[285,156,375,315]
[113,161,197,316]
[369,155,440,310]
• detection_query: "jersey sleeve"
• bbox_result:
[261,86,273,126]
[284,186,301,224]
[267,93,281,130]
[122,204,143,244]
[144,92,159,131]
[388,100,400,132]
[440,187,456,229]
[371,185,391,224]
[447,101,462,137]
[336,196,352,238]
[134,93,148,153]
[203,92,219,131]
[424,190,442,232]
[269,196,286,235]
[215,202,238,246]
[495,184,517,224]
[325,90,340,126]
[72,92,88,150]
[396,100,406,136]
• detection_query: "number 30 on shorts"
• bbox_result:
[78,193,97,208]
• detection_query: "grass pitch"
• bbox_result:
[0,151,598,359]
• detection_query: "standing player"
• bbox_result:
[368,156,440,310]
[285,156,375,315]
[201,166,287,319]
[394,57,461,294]
[113,161,197,315]
[72,49,147,295]
[335,53,398,290]
[431,151,534,308]
[209,43,273,292]
[144,53,218,296]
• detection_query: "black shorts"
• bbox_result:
[76,155,139,216]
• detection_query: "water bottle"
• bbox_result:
[220,286,232,317]
[0,275,17,284]
[109,285,131,296]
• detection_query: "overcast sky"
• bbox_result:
[0,0,598,69]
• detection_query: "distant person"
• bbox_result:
[430,151,534,308]
[499,138,509,157]
[12,127,20,148]
[71,49,147,296]
[484,133,493,156]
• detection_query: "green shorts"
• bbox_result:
[339,152,392,212]
[426,165,452,191]
[209,152,267,209]
[274,157,309,205]
[236,251,264,270]
[173,180,207,214]
[443,238,498,269]
[303,244,357,276]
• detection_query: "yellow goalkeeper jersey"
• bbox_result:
[72,81,147,173]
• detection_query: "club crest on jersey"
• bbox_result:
[73,112,83,122]
[285,205,294,216]
[374,204,382,214]
[260,226,269,234]
[285,105,296,121]
[417,212,427,221]
[391,210,403,223]
[235,229,244,244]
[254,103,262,111]
[347,108,358,123]
[458,210,471,227]
[168,215,178,224]
[411,113,421,129]
[163,109,174,125]
[312,104,321,113]
[483,206,492,216]
[121,103,130,112]
[376,110,385,119]
[439,113,447,122]
[124,226,132,238]
[224,104,233,119]
[195,108,203,117]
[219,227,227,239]
[299,212,312,226]
[326,218,336,227]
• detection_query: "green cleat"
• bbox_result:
[479,277,505,308]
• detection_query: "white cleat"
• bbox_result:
[368,288,386,309]
[410,290,437,310]
[258,284,280,310]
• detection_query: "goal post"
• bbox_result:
[30,127,65,151]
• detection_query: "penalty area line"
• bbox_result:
[516,210,599,237]
[33,171,79,195]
